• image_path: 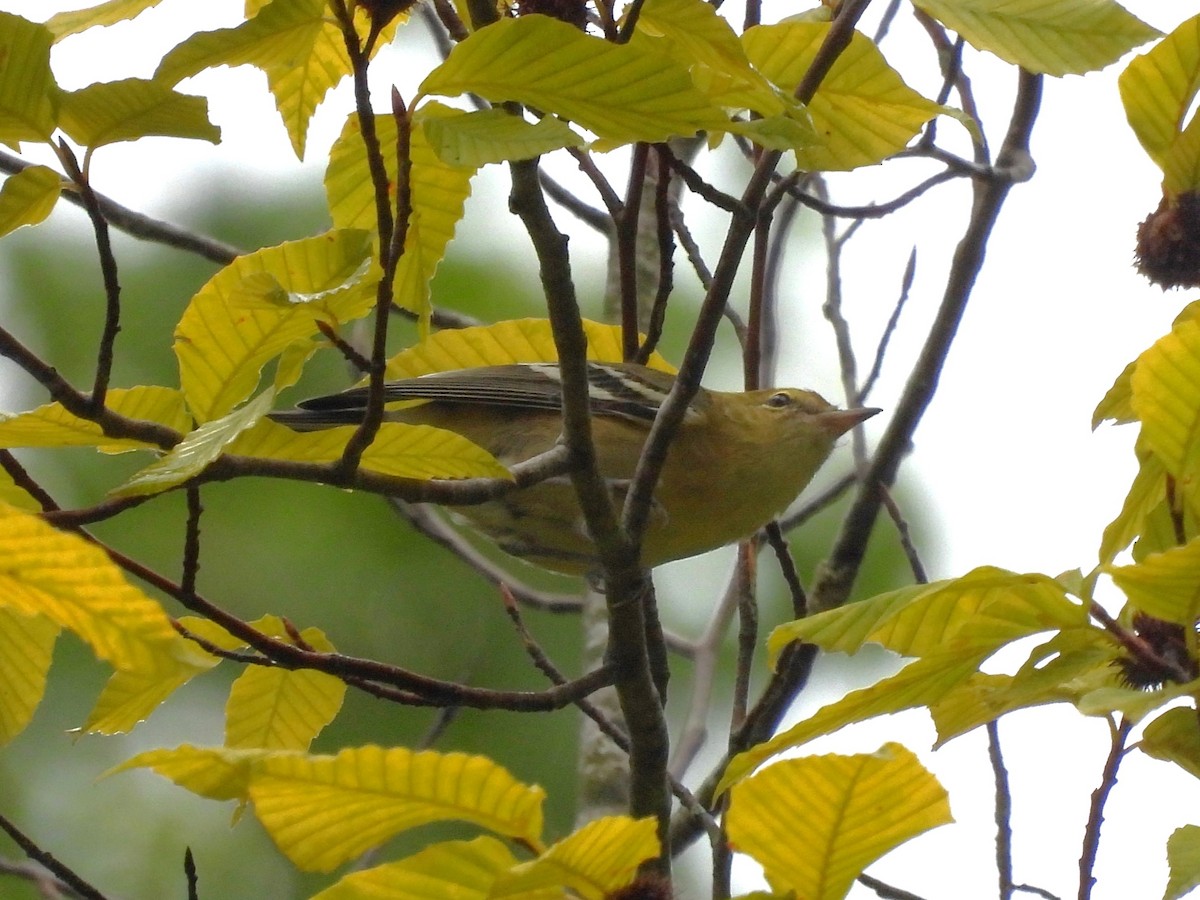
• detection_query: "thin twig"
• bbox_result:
[541,171,613,234]
[1078,718,1132,900]
[730,544,757,732]
[988,720,1015,900]
[633,147,675,365]
[0,814,107,900]
[878,483,927,583]
[56,141,124,412]
[857,873,928,900]
[0,148,243,265]
[859,247,915,403]
[763,521,808,618]
[389,500,586,613]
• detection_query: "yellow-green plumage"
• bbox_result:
[273,362,878,574]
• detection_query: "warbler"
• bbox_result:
[272,362,879,574]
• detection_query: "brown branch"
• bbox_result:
[0,814,107,900]
[56,142,123,411]
[0,148,243,265]
[988,720,1015,900]
[1078,718,1132,900]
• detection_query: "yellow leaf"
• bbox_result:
[232,418,512,481]
[0,469,40,512]
[112,389,278,498]
[743,23,942,171]
[311,836,523,900]
[418,103,585,167]
[224,618,345,751]
[1142,707,1200,780]
[1121,15,1200,190]
[0,503,184,675]
[419,15,727,145]
[1092,358,1137,428]
[384,318,677,378]
[0,386,190,452]
[84,646,219,734]
[58,79,220,148]
[249,746,546,872]
[718,651,984,793]
[155,0,398,158]
[174,229,373,422]
[1130,316,1200,490]
[45,0,165,40]
[630,0,786,118]
[0,607,58,745]
[0,14,57,143]
[112,743,270,801]
[727,744,951,900]
[326,111,475,329]
[1096,303,1200,428]
[0,165,60,237]
[1077,676,1200,722]
[915,0,1158,77]
[494,816,658,899]
[1108,537,1200,625]
[929,629,1119,746]
[155,0,328,158]
[1166,825,1200,900]
[766,566,1085,664]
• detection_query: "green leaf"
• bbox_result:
[929,629,1120,745]
[58,79,220,148]
[1093,358,1138,428]
[0,607,58,746]
[727,745,951,900]
[112,390,277,498]
[0,386,189,453]
[1108,537,1200,625]
[419,104,584,167]
[1076,676,1200,722]
[1101,437,1167,564]
[767,566,1085,664]
[419,15,727,145]
[718,651,985,793]
[312,837,524,900]
[231,418,512,481]
[383,317,677,379]
[630,0,786,118]
[1166,825,1200,900]
[325,112,474,328]
[914,0,1159,77]
[249,746,546,872]
[1130,316,1200,494]
[1142,707,1200,779]
[0,166,60,237]
[45,0,166,40]
[174,229,374,422]
[493,816,658,898]
[0,14,58,143]
[154,0,390,158]
[1120,15,1200,170]
[743,23,942,170]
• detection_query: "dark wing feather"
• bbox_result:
[292,362,695,424]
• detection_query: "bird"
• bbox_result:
[271,361,879,574]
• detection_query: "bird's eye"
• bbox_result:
[766,391,793,408]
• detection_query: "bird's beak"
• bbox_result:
[817,406,881,437]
